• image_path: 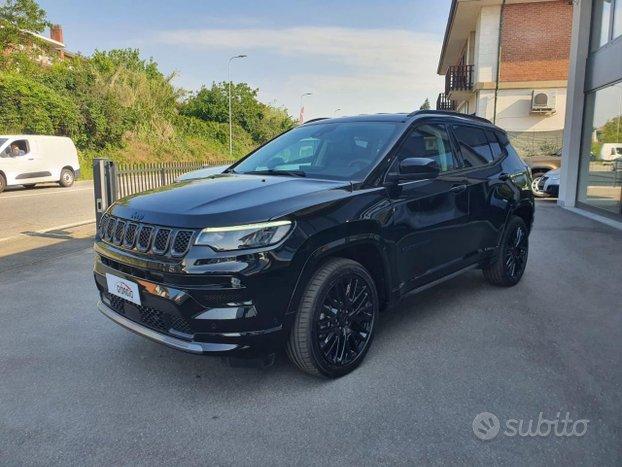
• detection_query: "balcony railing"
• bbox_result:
[436,93,456,111]
[445,64,474,94]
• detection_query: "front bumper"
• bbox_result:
[93,242,295,356]
[98,301,238,354]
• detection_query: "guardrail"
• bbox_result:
[93,159,231,228]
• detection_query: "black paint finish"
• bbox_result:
[93,112,534,357]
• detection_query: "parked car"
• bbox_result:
[94,111,534,378]
[176,164,229,182]
[538,168,560,197]
[0,135,80,193]
[524,150,561,198]
[599,143,622,161]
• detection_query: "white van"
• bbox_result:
[0,135,80,193]
[600,143,622,161]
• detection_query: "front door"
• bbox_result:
[387,122,472,292]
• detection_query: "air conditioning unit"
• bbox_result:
[531,90,556,113]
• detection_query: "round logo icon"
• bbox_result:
[472,412,500,440]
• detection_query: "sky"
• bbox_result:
[38,0,452,120]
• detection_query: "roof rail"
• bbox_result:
[407,109,492,124]
[302,117,330,125]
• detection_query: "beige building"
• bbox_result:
[437,0,573,156]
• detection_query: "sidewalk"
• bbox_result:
[0,222,95,271]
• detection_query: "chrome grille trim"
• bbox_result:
[113,220,126,245]
[123,223,138,248]
[171,230,194,257]
[152,228,172,255]
[101,215,195,257]
[136,225,153,252]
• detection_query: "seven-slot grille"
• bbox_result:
[99,214,194,257]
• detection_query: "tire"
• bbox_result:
[483,216,529,287]
[530,173,548,198]
[0,173,6,194]
[286,258,379,378]
[59,168,74,188]
[23,184,36,189]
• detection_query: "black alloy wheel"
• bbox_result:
[504,223,528,281]
[315,273,375,367]
[483,216,529,287]
[287,258,379,377]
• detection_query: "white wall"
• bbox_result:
[494,88,567,132]
[474,5,501,84]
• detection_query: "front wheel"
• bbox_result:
[59,168,74,188]
[0,174,6,193]
[286,258,379,378]
[483,216,529,287]
[531,174,548,198]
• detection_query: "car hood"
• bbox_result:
[110,173,353,228]
[177,165,229,182]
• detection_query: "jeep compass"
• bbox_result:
[94,111,534,378]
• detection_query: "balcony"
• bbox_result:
[445,64,474,94]
[436,93,456,111]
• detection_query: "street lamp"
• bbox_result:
[228,54,247,157]
[300,92,312,123]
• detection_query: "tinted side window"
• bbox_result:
[396,124,458,172]
[485,130,504,160]
[453,125,493,166]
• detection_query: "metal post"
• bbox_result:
[228,54,247,157]
[93,158,117,229]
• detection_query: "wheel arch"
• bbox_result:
[511,202,535,233]
[286,235,393,316]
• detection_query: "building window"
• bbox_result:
[591,0,622,51]
[614,0,622,38]
[577,81,622,216]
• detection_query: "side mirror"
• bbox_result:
[398,157,440,181]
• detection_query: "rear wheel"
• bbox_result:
[59,168,74,187]
[0,174,6,193]
[483,216,529,287]
[286,258,379,378]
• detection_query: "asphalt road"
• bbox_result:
[0,201,620,465]
[0,181,94,241]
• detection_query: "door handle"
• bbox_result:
[450,184,467,193]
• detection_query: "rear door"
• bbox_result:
[450,125,510,252]
[386,121,473,290]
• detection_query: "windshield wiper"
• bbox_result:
[243,169,307,177]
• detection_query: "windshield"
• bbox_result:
[232,122,401,181]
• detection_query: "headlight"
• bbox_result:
[195,220,293,251]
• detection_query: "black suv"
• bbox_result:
[94,111,534,377]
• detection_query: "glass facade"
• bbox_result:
[591,0,612,50]
[591,0,622,51]
[577,81,622,216]
[614,0,622,38]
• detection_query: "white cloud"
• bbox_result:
[155,26,444,118]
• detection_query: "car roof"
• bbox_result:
[302,111,503,131]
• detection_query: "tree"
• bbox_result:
[0,0,48,31]
[181,82,295,144]
[419,98,431,110]
[0,0,50,63]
